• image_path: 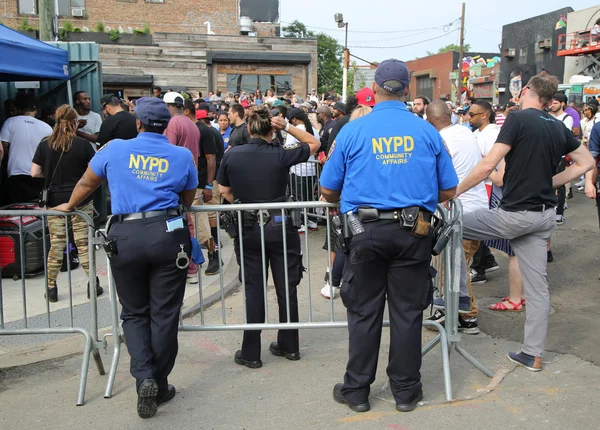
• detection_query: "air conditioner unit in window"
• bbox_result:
[71,8,85,17]
[503,48,516,58]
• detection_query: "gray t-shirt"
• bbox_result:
[77,110,102,136]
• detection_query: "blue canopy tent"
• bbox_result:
[0,25,70,82]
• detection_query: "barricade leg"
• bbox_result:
[77,329,95,406]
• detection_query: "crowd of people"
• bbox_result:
[0,62,598,418]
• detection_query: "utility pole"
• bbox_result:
[457,2,466,104]
[342,23,349,102]
[39,0,54,41]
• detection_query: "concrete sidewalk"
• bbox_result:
[1,283,599,429]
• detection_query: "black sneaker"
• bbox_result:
[470,269,487,284]
[45,284,58,303]
[458,316,480,335]
[87,277,104,299]
[204,252,221,276]
[485,262,499,273]
[547,250,554,263]
[425,309,445,331]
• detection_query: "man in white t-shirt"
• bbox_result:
[549,93,573,130]
[427,100,489,334]
[286,108,320,232]
[74,91,102,145]
[0,100,52,203]
[549,93,572,224]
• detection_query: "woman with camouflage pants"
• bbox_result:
[31,105,103,302]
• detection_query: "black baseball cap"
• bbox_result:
[100,93,118,107]
[135,98,171,127]
[504,101,517,109]
[375,59,411,93]
[287,108,305,121]
[332,102,347,115]
[553,93,567,104]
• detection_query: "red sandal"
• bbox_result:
[489,299,524,312]
[501,297,525,306]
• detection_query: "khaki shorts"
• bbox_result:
[207,180,221,222]
[192,189,212,244]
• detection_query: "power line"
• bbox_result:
[280,19,460,34]
[466,21,501,33]
[347,28,460,49]
[337,29,432,44]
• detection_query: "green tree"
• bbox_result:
[426,43,471,56]
[283,20,343,95]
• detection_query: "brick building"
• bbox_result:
[3,0,318,97]
[4,0,280,36]
[405,50,500,102]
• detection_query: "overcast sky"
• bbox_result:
[280,0,600,64]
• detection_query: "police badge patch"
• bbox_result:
[327,140,337,159]
[283,142,301,150]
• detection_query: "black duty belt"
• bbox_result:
[375,209,433,223]
[116,208,181,222]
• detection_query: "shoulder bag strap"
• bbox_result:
[46,149,64,188]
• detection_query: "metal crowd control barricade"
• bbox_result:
[0,208,106,406]
[423,200,494,401]
[103,200,492,402]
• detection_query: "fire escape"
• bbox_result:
[558,31,600,79]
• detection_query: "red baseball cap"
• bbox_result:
[196,110,208,119]
[356,88,376,107]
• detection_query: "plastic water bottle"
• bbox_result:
[346,211,365,235]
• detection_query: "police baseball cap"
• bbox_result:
[332,102,347,115]
[375,59,411,93]
[135,98,171,127]
[163,91,185,107]
[356,88,375,107]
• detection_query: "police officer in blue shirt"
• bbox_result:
[320,59,459,414]
[55,98,198,419]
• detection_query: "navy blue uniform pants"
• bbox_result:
[340,220,433,405]
[108,216,190,393]
[234,219,303,361]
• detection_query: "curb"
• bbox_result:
[182,276,241,319]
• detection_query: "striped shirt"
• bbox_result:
[495,113,506,127]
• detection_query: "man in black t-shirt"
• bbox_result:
[183,100,220,276]
[228,104,250,148]
[457,73,595,372]
[97,94,138,147]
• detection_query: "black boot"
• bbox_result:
[205,251,221,276]
[87,276,104,299]
[45,283,58,303]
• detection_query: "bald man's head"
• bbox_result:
[426,100,452,131]
[316,105,332,124]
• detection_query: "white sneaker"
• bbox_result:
[298,225,307,234]
[186,275,199,284]
[320,283,337,299]
[307,220,319,231]
[575,179,585,187]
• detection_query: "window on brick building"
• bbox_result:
[416,76,434,102]
[57,0,86,16]
[18,0,36,14]
[226,74,292,95]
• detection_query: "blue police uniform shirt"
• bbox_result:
[222,126,232,150]
[90,132,199,215]
[320,101,458,213]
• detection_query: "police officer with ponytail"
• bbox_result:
[217,105,320,368]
